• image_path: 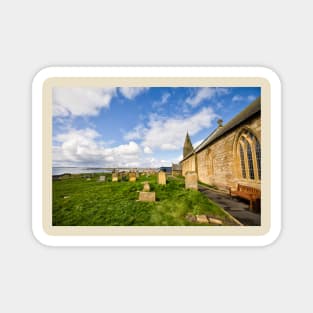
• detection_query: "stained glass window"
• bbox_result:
[255,140,261,179]
[238,130,260,181]
[246,141,254,179]
[239,144,246,178]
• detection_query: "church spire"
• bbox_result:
[183,132,194,158]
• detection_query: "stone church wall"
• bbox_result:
[181,115,261,191]
[181,154,196,176]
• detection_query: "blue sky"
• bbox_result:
[52,86,260,168]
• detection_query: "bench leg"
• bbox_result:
[249,199,253,210]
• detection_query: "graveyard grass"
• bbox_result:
[53,174,236,226]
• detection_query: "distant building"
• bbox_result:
[171,163,182,176]
[180,97,261,191]
[159,166,172,173]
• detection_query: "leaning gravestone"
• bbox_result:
[185,171,198,190]
[112,173,119,182]
[129,172,136,182]
[99,175,106,182]
[158,171,166,185]
[143,181,150,192]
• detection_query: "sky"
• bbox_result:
[52,86,261,168]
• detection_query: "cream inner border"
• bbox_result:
[42,76,270,237]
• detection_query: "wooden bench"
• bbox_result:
[229,184,261,210]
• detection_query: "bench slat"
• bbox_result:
[230,184,260,210]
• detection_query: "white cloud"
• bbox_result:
[233,94,257,103]
[186,87,229,107]
[139,157,172,168]
[174,154,183,163]
[53,88,117,117]
[232,95,244,102]
[53,128,174,168]
[123,124,146,141]
[152,92,171,111]
[160,92,170,104]
[144,147,153,154]
[193,138,205,149]
[125,106,218,151]
[53,124,207,168]
[216,102,224,109]
[53,128,142,167]
[119,87,149,100]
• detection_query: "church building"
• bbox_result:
[180,97,261,192]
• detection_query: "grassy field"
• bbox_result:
[52,173,236,226]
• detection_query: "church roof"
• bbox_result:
[172,163,182,171]
[183,132,194,158]
[181,96,261,161]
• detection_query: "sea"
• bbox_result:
[52,167,112,176]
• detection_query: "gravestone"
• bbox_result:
[129,172,136,182]
[158,171,166,185]
[143,181,150,192]
[138,191,156,202]
[185,171,198,190]
[99,176,106,182]
[112,173,119,182]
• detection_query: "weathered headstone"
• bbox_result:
[112,173,119,182]
[185,171,198,190]
[129,172,136,182]
[143,181,150,192]
[196,215,209,223]
[158,171,166,185]
[138,191,156,202]
[99,175,106,182]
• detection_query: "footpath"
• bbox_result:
[198,185,261,226]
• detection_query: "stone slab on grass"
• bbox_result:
[196,214,209,223]
[208,217,223,225]
[138,191,156,202]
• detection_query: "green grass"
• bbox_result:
[198,181,218,189]
[52,173,236,226]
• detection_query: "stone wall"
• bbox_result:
[181,115,261,191]
[181,154,196,176]
[172,170,182,177]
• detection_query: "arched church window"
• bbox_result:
[237,130,261,181]
[239,144,246,178]
[255,140,261,179]
[246,141,254,179]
